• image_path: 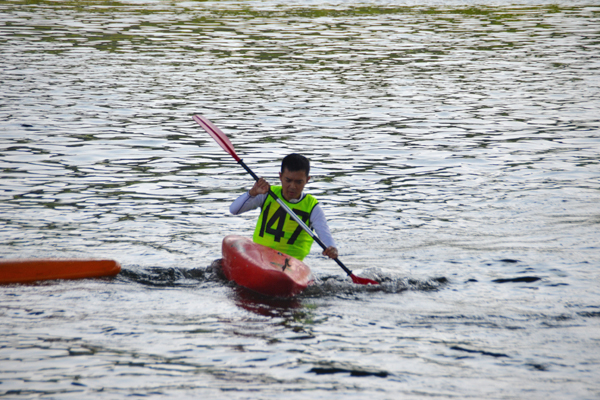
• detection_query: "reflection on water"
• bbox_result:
[1,1,599,398]
[1,1,598,264]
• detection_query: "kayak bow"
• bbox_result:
[221,235,313,297]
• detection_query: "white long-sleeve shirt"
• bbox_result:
[230,191,336,249]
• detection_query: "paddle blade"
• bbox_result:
[350,274,379,285]
[193,115,241,162]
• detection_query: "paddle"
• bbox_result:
[193,115,378,285]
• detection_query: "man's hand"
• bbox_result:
[322,246,338,259]
[249,178,270,197]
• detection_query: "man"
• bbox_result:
[230,153,338,261]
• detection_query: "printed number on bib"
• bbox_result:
[259,203,310,244]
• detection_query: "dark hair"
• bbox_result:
[281,153,310,176]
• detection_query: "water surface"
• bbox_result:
[1,1,599,398]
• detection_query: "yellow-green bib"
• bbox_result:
[253,186,318,261]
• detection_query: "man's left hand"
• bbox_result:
[322,246,338,259]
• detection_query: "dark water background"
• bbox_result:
[1,1,599,398]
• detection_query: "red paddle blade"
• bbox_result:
[193,115,241,162]
[350,274,379,285]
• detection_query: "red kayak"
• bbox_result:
[0,259,121,284]
[221,235,313,297]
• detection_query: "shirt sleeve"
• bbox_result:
[230,191,267,215]
[310,204,336,248]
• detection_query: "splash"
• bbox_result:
[305,267,448,297]
[118,261,447,298]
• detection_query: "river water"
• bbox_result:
[1,0,599,398]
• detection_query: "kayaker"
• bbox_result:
[230,153,338,261]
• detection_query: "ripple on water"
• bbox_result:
[1,2,600,399]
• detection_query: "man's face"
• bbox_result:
[279,168,310,201]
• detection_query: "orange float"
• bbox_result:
[0,259,121,284]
